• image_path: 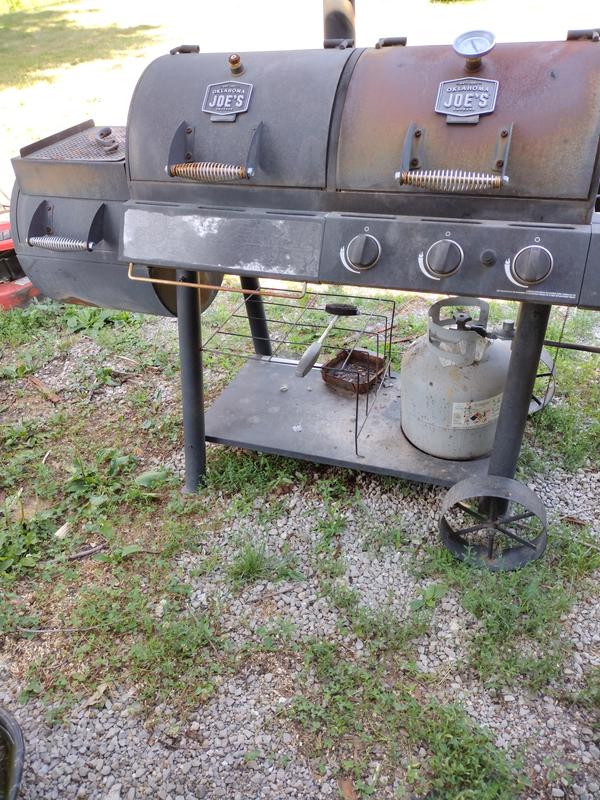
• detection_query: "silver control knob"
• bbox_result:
[511,245,553,286]
[425,239,464,277]
[346,234,382,270]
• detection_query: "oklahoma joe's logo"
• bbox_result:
[202,81,253,116]
[435,77,499,117]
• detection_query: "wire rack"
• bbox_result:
[202,288,397,455]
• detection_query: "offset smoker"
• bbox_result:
[10,11,600,569]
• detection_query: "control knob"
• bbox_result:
[345,234,381,270]
[511,245,553,285]
[425,239,463,277]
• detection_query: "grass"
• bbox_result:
[360,517,410,554]
[0,0,158,89]
[0,298,64,345]
[522,308,600,471]
[573,668,600,714]
[204,448,307,516]
[0,443,177,587]
[22,572,230,709]
[226,540,302,588]
[418,526,600,690]
[289,641,523,799]
[1,292,599,795]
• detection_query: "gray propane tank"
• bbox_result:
[400,297,512,460]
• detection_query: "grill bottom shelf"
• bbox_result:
[204,359,488,487]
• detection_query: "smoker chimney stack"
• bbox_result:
[323,0,355,48]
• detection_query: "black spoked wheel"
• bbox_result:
[439,475,547,571]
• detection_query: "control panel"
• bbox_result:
[319,214,592,306]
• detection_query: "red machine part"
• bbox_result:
[0,218,14,253]
[0,215,39,309]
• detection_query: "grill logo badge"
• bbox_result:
[435,77,498,118]
[202,81,253,117]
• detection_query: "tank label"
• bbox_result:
[451,393,503,429]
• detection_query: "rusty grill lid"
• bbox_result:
[336,40,600,201]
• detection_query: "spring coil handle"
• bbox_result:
[396,169,509,192]
[27,235,94,252]
[168,162,252,182]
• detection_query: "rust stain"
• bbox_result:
[337,41,600,201]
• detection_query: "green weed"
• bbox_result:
[204,448,306,513]
[360,519,409,554]
[129,615,225,703]
[573,668,600,712]
[315,503,346,554]
[24,574,230,707]
[254,619,298,651]
[62,306,142,334]
[418,527,600,689]
[0,299,63,346]
[289,641,522,799]
[227,540,302,588]
[0,495,61,580]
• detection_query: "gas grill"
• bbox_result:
[9,3,600,569]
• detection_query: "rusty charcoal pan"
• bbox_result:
[321,349,385,394]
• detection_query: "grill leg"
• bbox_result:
[240,276,272,357]
[176,269,206,493]
[488,302,552,479]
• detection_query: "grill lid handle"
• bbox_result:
[166,121,263,183]
[26,201,105,252]
[395,123,512,191]
[169,44,200,55]
[396,169,509,192]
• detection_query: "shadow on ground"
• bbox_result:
[0,2,159,89]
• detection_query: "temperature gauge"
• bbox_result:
[453,30,496,71]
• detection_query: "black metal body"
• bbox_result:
[8,28,600,518]
[11,43,600,312]
[488,303,552,480]
[176,270,206,493]
[240,276,272,357]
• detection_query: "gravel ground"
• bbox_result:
[2,316,599,799]
[3,477,599,799]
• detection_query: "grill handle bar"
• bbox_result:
[27,235,94,252]
[396,169,509,192]
[167,121,263,183]
[26,201,105,252]
[168,162,252,182]
[127,263,306,300]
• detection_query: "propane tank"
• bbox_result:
[400,297,512,460]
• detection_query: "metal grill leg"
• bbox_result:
[240,276,272,357]
[176,269,206,493]
[488,302,552,479]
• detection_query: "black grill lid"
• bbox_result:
[127,49,354,190]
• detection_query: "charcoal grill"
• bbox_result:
[10,3,600,568]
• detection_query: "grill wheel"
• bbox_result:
[439,475,547,571]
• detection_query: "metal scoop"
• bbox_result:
[295,303,358,377]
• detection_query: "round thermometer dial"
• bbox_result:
[453,30,496,59]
